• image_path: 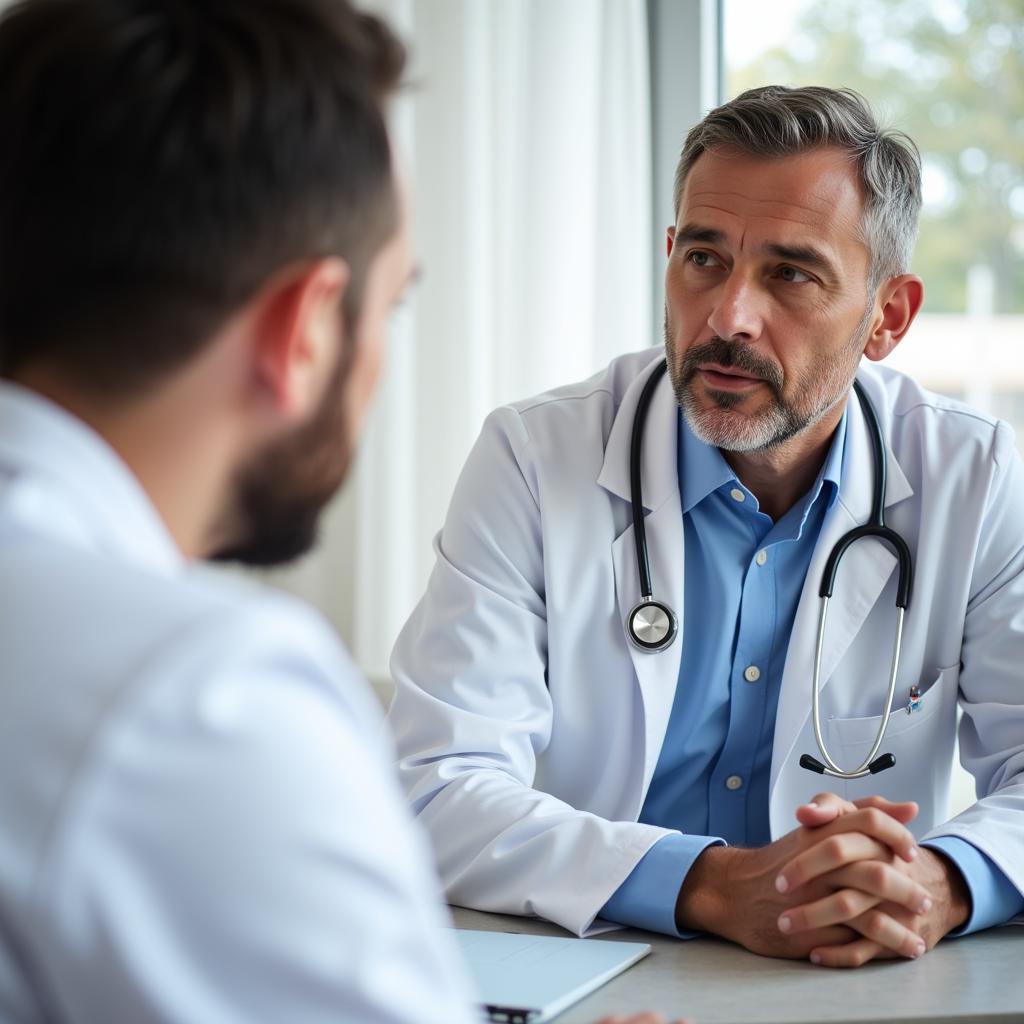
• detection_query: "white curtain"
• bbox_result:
[265,0,653,679]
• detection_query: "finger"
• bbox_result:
[852,795,919,826]
[808,791,847,807]
[849,907,927,960]
[795,800,853,829]
[829,861,933,915]
[831,802,921,860]
[823,805,919,862]
[797,792,857,822]
[809,937,886,968]
[779,887,880,933]
[777,832,889,893]
[796,792,919,831]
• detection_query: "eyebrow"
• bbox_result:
[676,223,838,280]
[676,223,725,245]
[764,242,836,278]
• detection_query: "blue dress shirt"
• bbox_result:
[601,408,1024,938]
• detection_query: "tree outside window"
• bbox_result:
[726,0,1024,449]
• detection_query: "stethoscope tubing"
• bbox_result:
[806,380,914,779]
[625,359,915,779]
[810,600,906,778]
[626,359,678,652]
[629,359,669,603]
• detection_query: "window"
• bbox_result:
[724,0,1024,452]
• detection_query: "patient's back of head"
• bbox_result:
[0,0,403,398]
[0,4,443,1023]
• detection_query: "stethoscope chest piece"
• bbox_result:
[627,599,678,652]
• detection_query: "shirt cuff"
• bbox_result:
[922,836,1024,936]
[599,833,725,938]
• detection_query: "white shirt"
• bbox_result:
[0,382,478,1024]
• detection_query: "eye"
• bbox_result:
[686,250,721,269]
[776,265,812,283]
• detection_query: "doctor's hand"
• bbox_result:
[778,793,971,967]
[674,794,927,960]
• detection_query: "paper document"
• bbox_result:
[454,927,651,1023]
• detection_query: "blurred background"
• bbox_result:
[0,0,1007,813]
[260,0,1023,691]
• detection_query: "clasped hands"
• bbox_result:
[676,792,971,968]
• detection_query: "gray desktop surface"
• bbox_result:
[451,907,1024,1024]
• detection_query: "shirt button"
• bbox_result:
[726,775,744,791]
[756,549,768,566]
[744,665,761,683]
[730,488,746,503]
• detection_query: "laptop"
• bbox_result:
[454,928,651,1023]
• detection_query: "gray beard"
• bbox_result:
[665,303,872,453]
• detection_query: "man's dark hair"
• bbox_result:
[0,0,405,395]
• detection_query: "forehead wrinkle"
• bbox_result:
[680,147,870,282]
[684,205,838,255]
[686,189,838,228]
[684,163,862,222]
[685,187,861,254]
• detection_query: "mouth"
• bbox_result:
[697,364,766,392]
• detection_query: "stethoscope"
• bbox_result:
[625,358,914,780]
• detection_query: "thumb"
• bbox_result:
[795,791,858,829]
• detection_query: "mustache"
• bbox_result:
[680,338,784,395]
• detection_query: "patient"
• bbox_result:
[0,1,680,1022]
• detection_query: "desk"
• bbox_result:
[451,907,1024,1024]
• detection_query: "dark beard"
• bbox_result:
[209,358,353,567]
[207,480,335,567]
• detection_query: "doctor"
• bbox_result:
[388,85,1024,968]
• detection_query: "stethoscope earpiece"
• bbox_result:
[799,752,896,778]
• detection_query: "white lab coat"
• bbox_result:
[389,349,1024,937]
[0,383,478,1024]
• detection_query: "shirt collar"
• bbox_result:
[677,410,736,514]
[677,405,849,517]
[0,381,183,574]
[816,406,847,507]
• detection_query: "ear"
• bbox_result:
[251,257,351,419]
[862,274,924,362]
[666,225,676,259]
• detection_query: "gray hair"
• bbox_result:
[673,86,922,290]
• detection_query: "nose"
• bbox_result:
[707,272,764,342]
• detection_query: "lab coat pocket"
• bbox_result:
[827,665,959,829]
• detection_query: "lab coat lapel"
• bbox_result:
[770,377,914,791]
[600,355,685,794]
